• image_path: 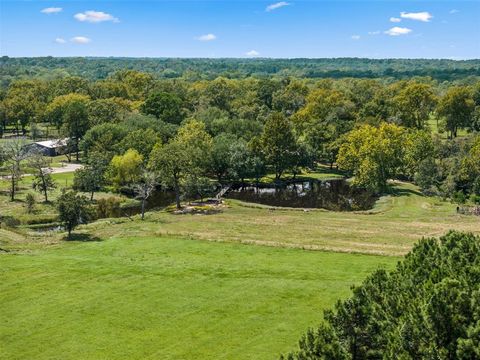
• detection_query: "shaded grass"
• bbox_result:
[0,235,396,360]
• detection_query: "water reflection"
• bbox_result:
[225,180,376,211]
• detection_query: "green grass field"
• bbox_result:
[74,181,478,256]
[0,235,396,360]
[1,168,479,359]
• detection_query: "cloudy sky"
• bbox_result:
[1,1,479,58]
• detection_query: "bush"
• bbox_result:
[452,190,467,204]
[470,193,480,205]
[24,193,36,213]
[96,197,123,218]
[1,216,20,228]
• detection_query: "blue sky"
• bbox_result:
[1,1,479,58]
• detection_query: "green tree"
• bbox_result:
[460,136,480,193]
[62,98,90,161]
[294,88,355,161]
[45,93,90,130]
[403,129,435,179]
[117,128,161,161]
[57,191,92,238]
[284,231,480,360]
[437,86,475,138]
[149,141,190,210]
[24,193,36,214]
[107,149,144,190]
[175,119,213,171]
[28,152,56,202]
[260,112,297,180]
[393,82,437,129]
[80,123,128,161]
[3,138,29,201]
[87,98,130,126]
[73,158,107,201]
[337,123,405,192]
[3,92,38,136]
[141,92,184,124]
[209,133,236,183]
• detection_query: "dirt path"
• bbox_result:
[1,162,83,179]
[48,162,84,174]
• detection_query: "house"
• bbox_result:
[26,138,68,157]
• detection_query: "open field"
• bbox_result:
[55,182,478,257]
[1,176,478,359]
[2,181,478,255]
[0,235,396,360]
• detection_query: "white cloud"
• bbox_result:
[385,27,412,36]
[71,36,91,44]
[74,10,119,23]
[266,2,290,12]
[246,50,260,57]
[196,33,217,41]
[351,35,361,40]
[400,11,433,22]
[390,17,401,23]
[450,9,459,14]
[55,38,66,44]
[368,31,380,35]
[41,7,62,14]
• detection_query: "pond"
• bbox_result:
[224,179,377,211]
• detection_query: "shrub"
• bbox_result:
[96,197,123,218]
[24,193,36,213]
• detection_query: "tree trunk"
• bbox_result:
[174,178,181,210]
[42,174,48,202]
[90,191,94,201]
[76,139,80,162]
[141,198,146,220]
[10,175,15,201]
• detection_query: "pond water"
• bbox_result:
[225,179,377,211]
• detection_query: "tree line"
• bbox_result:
[1,73,480,209]
[2,57,480,84]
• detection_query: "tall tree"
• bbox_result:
[337,123,405,192]
[141,92,184,124]
[73,157,108,201]
[149,141,190,210]
[437,86,475,138]
[57,191,92,238]
[3,138,30,201]
[28,152,56,202]
[393,82,437,129]
[62,99,90,161]
[260,112,297,180]
[132,169,158,220]
[107,149,144,190]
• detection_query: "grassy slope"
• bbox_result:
[82,182,479,256]
[0,236,396,360]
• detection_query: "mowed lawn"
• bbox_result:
[0,236,395,360]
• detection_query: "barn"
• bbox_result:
[27,138,68,156]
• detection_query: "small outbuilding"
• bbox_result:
[26,138,68,157]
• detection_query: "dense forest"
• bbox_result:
[2,57,480,85]
[1,62,480,217]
